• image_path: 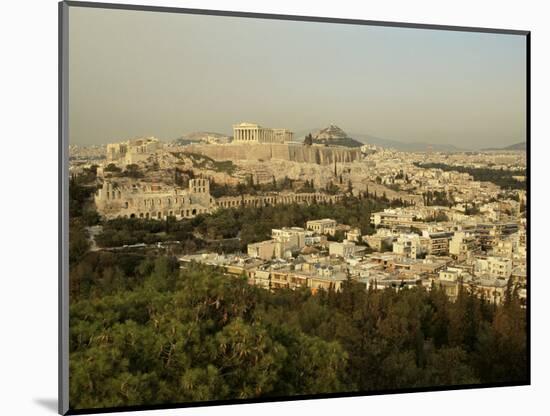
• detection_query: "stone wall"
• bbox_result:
[216,192,343,209]
[182,143,360,165]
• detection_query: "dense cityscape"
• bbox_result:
[68,123,527,408]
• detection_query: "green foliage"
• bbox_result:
[464,203,481,216]
[69,251,527,409]
[104,163,122,173]
[387,183,401,192]
[94,196,388,249]
[421,190,453,207]
[298,179,316,193]
[209,176,296,197]
[416,162,526,190]
[121,164,144,178]
[327,230,346,242]
[95,217,196,248]
[69,220,91,266]
[69,263,349,408]
[324,181,340,195]
[423,211,450,222]
[69,175,98,220]
[69,168,101,235]
[178,152,237,174]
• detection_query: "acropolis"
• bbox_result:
[232,122,294,143]
[106,137,162,165]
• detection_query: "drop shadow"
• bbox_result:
[34,398,58,413]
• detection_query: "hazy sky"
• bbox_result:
[69,6,527,149]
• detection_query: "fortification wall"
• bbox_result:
[182,143,360,165]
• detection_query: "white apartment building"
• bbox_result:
[329,241,356,258]
[248,227,307,260]
[306,219,337,236]
[439,266,471,282]
[449,232,479,259]
[363,228,395,252]
[271,227,306,248]
[475,256,512,279]
[392,234,423,259]
[370,209,417,228]
[247,240,277,260]
[421,231,453,256]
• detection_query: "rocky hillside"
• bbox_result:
[309,125,363,147]
[182,142,360,165]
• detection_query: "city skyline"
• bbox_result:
[65,4,528,411]
[69,7,526,149]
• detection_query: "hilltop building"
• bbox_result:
[233,122,293,143]
[106,137,162,165]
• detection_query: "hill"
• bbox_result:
[351,133,463,152]
[482,142,526,151]
[296,127,463,152]
[307,125,363,148]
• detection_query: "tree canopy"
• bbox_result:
[69,252,528,409]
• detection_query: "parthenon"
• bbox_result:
[233,122,293,144]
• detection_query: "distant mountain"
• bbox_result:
[350,133,464,152]
[296,127,464,152]
[173,131,231,145]
[482,142,526,151]
[307,125,363,148]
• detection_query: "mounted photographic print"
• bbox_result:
[59,1,530,414]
